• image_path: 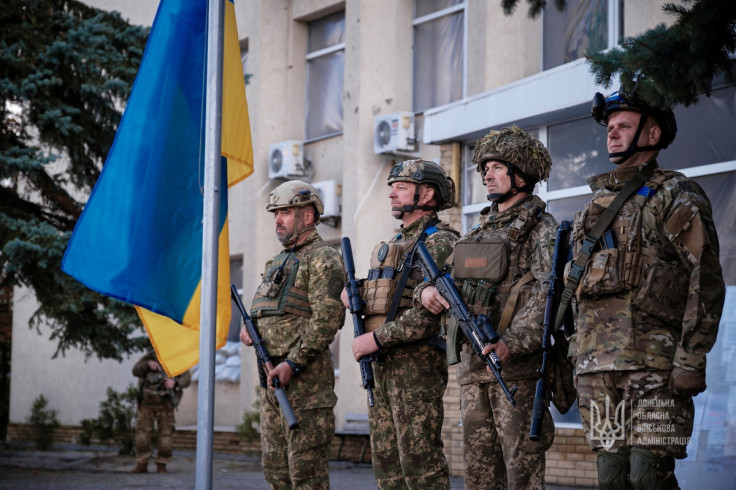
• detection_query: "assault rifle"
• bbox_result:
[231,284,299,430]
[341,237,376,407]
[414,242,518,406]
[529,221,573,441]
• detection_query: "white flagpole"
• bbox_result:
[196,0,224,488]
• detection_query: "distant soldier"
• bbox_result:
[419,127,558,489]
[345,160,459,489]
[131,350,191,474]
[569,87,725,489]
[241,180,345,488]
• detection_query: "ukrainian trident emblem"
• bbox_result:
[589,395,626,450]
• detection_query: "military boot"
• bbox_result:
[131,462,148,473]
[156,463,168,473]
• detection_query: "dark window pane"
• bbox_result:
[415,0,463,18]
[413,11,463,112]
[308,11,345,52]
[548,117,609,190]
[544,0,607,70]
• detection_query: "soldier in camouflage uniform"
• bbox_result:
[346,160,458,489]
[131,350,191,474]
[418,126,558,489]
[240,180,345,489]
[569,88,725,489]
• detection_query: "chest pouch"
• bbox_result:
[251,253,312,319]
[452,237,509,283]
[577,198,645,298]
[363,241,414,317]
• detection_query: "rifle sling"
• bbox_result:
[498,270,535,334]
[385,219,439,323]
[553,161,656,332]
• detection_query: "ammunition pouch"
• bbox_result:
[251,250,315,319]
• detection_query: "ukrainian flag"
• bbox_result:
[62,0,253,376]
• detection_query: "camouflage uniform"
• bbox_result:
[571,162,725,458]
[251,228,345,489]
[363,212,458,490]
[133,351,191,467]
[449,195,557,490]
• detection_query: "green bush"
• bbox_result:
[80,384,138,455]
[27,395,60,450]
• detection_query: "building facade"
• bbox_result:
[8,0,735,487]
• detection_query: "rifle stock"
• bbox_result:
[231,284,299,430]
[529,221,572,441]
[414,242,517,406]
[341,237,376,407]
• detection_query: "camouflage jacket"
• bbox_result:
[133,351,191,404]
[445,195,557,384]
[370,212,459,350]
[569,161,725,374]
[252,229,345,369]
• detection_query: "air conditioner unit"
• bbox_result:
[268,140,307,180]
[373,111,416,155]
[311,179,341,218]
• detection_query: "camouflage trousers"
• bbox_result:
[369,344,449,490]
[135,401,175,465]
[260,387,335,489]
[460,377,553,490]
[576,370,694,458]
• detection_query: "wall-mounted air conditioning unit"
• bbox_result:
[373,111,416,155]
[311,179,341,218]
[268,140,308,180]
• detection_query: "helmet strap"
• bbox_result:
[487,165,533,203]
[608,113,661,165]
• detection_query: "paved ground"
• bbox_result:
[0,443,587,489]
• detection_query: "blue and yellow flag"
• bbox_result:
[62,0,253,376]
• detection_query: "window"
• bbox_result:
[305,11,345,141]
[413,0,465,112]
[543,0,613,70]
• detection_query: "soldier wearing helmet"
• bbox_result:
[568,88,724,490]
[241,179,345,488]
[418,126,559,489]
[345,159,459,488]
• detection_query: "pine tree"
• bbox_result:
[1,0,149,360]
[502,0,736,109]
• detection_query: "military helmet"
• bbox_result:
[472,125,551,183]
[387,159,455,210]
[266,180,324,218]
[592,88,677,149]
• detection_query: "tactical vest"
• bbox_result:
[453,204,543,330]
[251,241,330,319]
[573,171,690,325]
[362,223,448,332]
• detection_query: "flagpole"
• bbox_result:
[196,0,224,488]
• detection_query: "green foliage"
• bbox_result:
[586,0,736,109]
[501,0,736,109]
[27,395,60,450]
[79,384,138,456]
[236,401,261,445]
[1,0,150,360]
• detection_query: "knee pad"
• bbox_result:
[629,447,677,490]
[597,451,632,490]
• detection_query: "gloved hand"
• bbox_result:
[668,367,706,397]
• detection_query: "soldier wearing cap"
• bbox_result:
[240,180,345,488]
[418,126,559,489]
[568,88,725,489]
[345,160,459,489]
